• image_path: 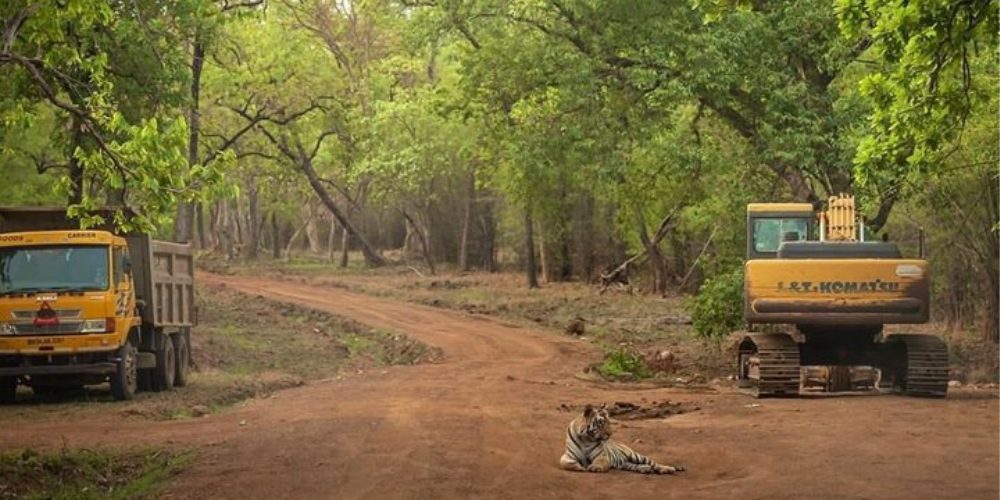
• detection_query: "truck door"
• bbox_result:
[112,246,136,329]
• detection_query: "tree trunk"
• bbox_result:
[559,232,572,281]
[233,195,244,255]
[298,156,385,267]
[524,208,539,288]
[983,172,999,343]
[403,217,415,257]
[538,219,550,283]
[669,233,689,283]
[985,269,999,343]
[579,193,595,282]
[175,202,191,244]
[174,35,204,243]
[480,196,497,272]
[637,211,668,294]
[647,243,668,294]
[327,218,337,262]
[271,212,280,260]
[555,183,572,281]
[209,201,219,247]
[401,209,436,275]
[459,169,475,271]
[339,226,349,268]
[284,214,312,260]
[219,202,234,260]
[247,179,259,259]
[196,204,207,249]
[305,206,322,254]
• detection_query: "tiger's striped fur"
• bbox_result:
[558,404,685,474]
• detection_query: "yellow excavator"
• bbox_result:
[738,195,948,397]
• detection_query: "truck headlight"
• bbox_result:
[0,323,17,336]
[80,319,114,333]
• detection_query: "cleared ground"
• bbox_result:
[0,284,436,422]
[0,272,996,499]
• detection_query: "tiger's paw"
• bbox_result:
[635,465,654,474]
[656,465,682,474]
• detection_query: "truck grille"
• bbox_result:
[12,309,81,320]
[10,322,85,335]
[9,310,85,335]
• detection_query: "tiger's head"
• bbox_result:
[581,403,612,442]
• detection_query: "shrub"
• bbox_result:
[596,347,651,379]
[689,267,745,338]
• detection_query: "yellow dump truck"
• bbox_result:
[0,207,194,402]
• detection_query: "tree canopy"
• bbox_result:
[1,0,996,338]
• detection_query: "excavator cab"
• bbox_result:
[746,203,815,259]
[737,195,948,398]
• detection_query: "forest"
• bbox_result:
[1,0,997,341]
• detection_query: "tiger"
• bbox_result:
[558,403,685,474]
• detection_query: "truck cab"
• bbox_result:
[0,208,194,402]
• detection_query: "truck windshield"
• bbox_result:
[0,245,110,294]
[753,218,810,253]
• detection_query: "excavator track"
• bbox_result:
[884,334,948,397]
[738,333,801,397]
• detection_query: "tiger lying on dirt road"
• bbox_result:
[559,403,686,474]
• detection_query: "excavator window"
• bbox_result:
[752,218,809,253]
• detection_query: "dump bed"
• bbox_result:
[0,207,195,328]
[126,236,195,328]
[0,206,133,233]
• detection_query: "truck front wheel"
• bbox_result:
[153,335,176,391]
[110,340,138,401]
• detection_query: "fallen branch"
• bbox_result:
[598,201,685,294]
[677,225,719,290]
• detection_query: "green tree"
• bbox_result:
[837,0,998,224]
[0,1,226,232]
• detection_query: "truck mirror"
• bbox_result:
[124,258,132,276]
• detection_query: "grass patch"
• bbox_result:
[594,347,652,380]
[0,448,192,500]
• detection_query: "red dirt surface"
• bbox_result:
[1,273,996,499]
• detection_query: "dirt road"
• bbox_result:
[2,273,997,499]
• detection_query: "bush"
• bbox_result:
[689,267,745,338]
[596,347,651,379]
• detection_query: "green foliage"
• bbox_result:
[882,71,999,340]
[0,447,191,500]
[596,347,651,380]
[689,267,745,338]
[1,0,994,343]
[1,0,229,232]
[837,0,999,216]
